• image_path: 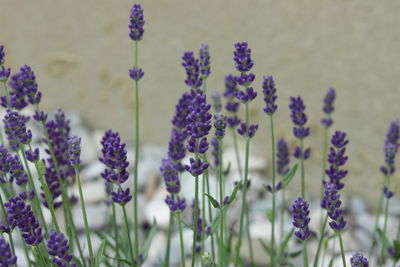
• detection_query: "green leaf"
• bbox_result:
[259,238,273,256]
[228,181,242,205]
[104,254,132,266]
[327,257,335,267]
[377,227,390,250]
[279,228,294,253]
[288,249,303,258]
[280,164,298,190]
[204,193,220,208]
[141,218,158,260]
[266,209,273,223]
[94,239,107,267]
[223,162,231,176]
[72,256,84,267]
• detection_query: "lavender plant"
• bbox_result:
[0,4,396,267]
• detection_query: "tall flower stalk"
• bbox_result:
[129,4,145,260]
[262,75,278,265]
[232,42,258,267]
[276,138,290,243]
[289,96,310,198]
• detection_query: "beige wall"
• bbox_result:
[1,0,400,202]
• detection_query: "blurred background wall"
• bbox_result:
[1,0,399,204]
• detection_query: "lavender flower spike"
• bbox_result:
[380,120,400,176]
[199,44,211,78]
[289,96,309,139]
[0,45,5,65]
[129,67,144,81]
[321,87,336,127]
[214,113,227,139]
[292,197,312,241]
[182,52,202,88]
[276,138,290,176]
[67,135,82,167]
[321,183,346,231]
[324,130,349,190]
[350,252,369,267]
[0,236,17,266]
[262,75,278,115]
[129,4,145,41]
[160,158,181,194]
[47,231,76,267]
[3,109,32,148]
[233,42,254,72]
[5,194,43,245]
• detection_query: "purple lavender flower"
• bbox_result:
[237,122,258,138]
[223,74,238,99]
[129,67,144,81]
[235,73,255,86]
[172,91,194,130]
[276,138,290,176]
[292,197,312,241]
[160,159,181,194]
[321,88,336,127]
[17,65,41,105]
[223,75,241,128]
[99,130,131,205]
[235,87,257,103]
[182,52,203,88]
[214,113,227,139]
[185,158,209,176]
[46,231,75,267]
[350,252,368,267]
[5,194,43,245]
[211,137,219,166]
[33,110,47,123]
[129,4,145,41]
[67,135,81,167]
[167,128,186,171]
[289,96,309,139]
[233,42,254,72]
[324,131,349,190]
[8,155,28,186]
[199,44,210,78]
[0,145,12,184]
[4,71,28,110]
[0,45,5,65]
[262,75,277,115]
[0,66,11,82]
[321,183,346,231]
[25,147,40,162]
[0,236,17,266]
[380,121,400,175]
[3,110,32,147]
[185,89,211,140]
[165,195,186,212]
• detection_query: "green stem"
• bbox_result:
[231,129,243,177]
[164,212,173,267]
[303,242,309,267]
[245,205,254,265]
[27,144,60,233]
[313,215,328,267]
[191,174,199,267]
[133,39,140,261]
[177,213,186,267]
[369,192,384,257]
[201,164,206,256]
[300,139,305,198]
[18,146,49,235]
[2,80,11,107]
[234,103,250,267]
[122,204,135,267]
[74,167,94,262]
[338,232,347,267]
[269,115,276,266]
[279,189,285,244]
[218,139,224,267]
[112,202,120,266]
[381,195,390,265]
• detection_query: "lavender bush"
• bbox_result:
[0,3,398,267]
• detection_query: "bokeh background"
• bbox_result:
[1,0,399,207]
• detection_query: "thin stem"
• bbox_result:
[112,202,120,266]
[27,144,60,233]
[303,242,309,267]
[313,215,328,267]
[164,212,173,267]
[201,163,206,256]
[234,103,250,267]
[2,80,11,107]
[191,174,199,267]
[369,192,384,257]
[177,213,186,267]
[279,189,285,243]
[381,195,390,265]
[269,115,276,266]
[300,139,305,198]
[245,205,254,265]
[122,204,135,267]
[231,129,243,177]
[18,146,49,235]
[338,232,347,267]
[133,40,140,260]
[218,139,224,267]
[74,167,94,262]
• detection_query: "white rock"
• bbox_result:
[80,161,104,181]
[71,179,107,204]
[144,199,171,229]
[72,203,107,230]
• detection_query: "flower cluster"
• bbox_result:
[380,120,400,176]
[276,138,290,176]
[223,75,241,128]
[321,183,346,231]
[350,252,369,267]
[129,4,145,41]
[0,45,11,83]
[5,194,43,245]
[199,44,211,79]
[0,236,17,266]
[99,130,131,205]
[3,110,32,149]
[46,232,75,267]
[289,96,311,160]
[292,197,312,241]
[262,75,278,115]
[0,145,28,186]
[321,88,336,127]
[324,131,349,190]
[182,52,203,88]
[67,135,81,167]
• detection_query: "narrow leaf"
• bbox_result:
[94,239,107,267]
[141,218,158,260]
[204,193,220,208]
[259,238,273,256]
[228,181,242,205]
[280,164,298,190]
